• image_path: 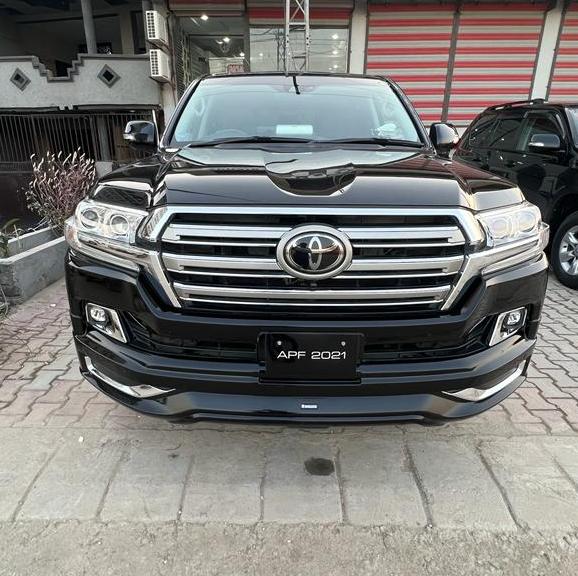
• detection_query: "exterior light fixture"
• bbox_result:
[223,36,230,43]
[489,307,527,346]
[200,14,209,21]
[86,303,127,343]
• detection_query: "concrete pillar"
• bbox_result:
[119,10,134,55]
[80,0,97,54]
[531,0,565,99]
[349,0,368,74]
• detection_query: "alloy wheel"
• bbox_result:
[559,225,578,276]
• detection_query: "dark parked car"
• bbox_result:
[454,99,578,289]
[64,73,548,425]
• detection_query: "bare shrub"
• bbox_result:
[26,150,97,232]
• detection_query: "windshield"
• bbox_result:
[567,107,578,146]
[170,76,422,146]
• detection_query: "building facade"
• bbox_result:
[0,0,576,218]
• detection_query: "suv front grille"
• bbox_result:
[155,208,469,314]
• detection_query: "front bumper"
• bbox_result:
[66,250,548,424]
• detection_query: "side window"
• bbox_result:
[517,113,564,152]
[466,112,497,149]
[486,113,524,151]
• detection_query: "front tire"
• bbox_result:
[551,212,578,289]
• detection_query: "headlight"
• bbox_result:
[477,203,541,248]
[65,199,149,271]
[74,199,148,244]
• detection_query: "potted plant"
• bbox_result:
[0,151,96,305]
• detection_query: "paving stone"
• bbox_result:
[18,435,125,520]
[542,440,578,487]
[531,378,572,398]
[0,430,56,519]
[0,353,27,371]
[511,422,549,435]
[338,436,426,527]
[0,369,15,381]
[181,432,264,524]
[0,380,25,403]
[548,398,578,423]
[263,434,341,524]
[101,438,193,522]
[0,415,23,427]
[44,415,80,428]
[59,364,83,381]
[534,410,575,435]
[41,353,77,372]
[0,391,45,416]
[502,398,541,423]
[13,403,60,427]
[54,391,96,416]
[22,370,64,391]
[10,361,46,380]
[72,402,116,428]
[542,370,578,388]
[531,354,562,371]
[481,440,578,530]
[408,439,515,530]
[517,388,555,410]
[36,379,79,404]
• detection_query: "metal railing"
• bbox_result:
[0,109,158,173]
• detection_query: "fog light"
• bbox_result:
[88,305,108,324]
[489,307,527,346]
[86,303,127,343]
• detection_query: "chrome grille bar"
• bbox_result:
[173,283,451,301]
[163,223,465,244]
[163,253,463,274]
[173,297,444,308]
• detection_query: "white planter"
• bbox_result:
[0,227,67,303]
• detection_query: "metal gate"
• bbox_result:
[0,109,157,174]
[0,109,158,221]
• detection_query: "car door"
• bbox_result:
[483,110,526,181]
[507,110,569,220]
[454,111,498,170]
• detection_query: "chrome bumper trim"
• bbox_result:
[442,364,524,402]
[85,357,174,398]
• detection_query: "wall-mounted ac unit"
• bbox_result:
[150,49,171,83]
[145,10,169,48]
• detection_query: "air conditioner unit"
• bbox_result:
[145,10,169,48]
[150,49,171,83]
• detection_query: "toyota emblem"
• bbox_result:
[276,225,353,280]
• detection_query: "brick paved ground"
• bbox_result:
[1,276,578,575]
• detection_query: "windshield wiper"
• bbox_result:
[185,136,314,148]
[315,138,424,148]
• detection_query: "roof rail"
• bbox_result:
[487,98,546,111]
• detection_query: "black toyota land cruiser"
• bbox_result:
[64,73,549,424]
[454,99,578,289]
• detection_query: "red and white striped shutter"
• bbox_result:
[548,3,578,102]
[447,2,547,126]
[247,0,353,26]
[366,3,456,124]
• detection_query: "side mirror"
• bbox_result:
[123,121,157,150]
[429,122,459,157]
[528,133,561,152]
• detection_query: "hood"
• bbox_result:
[96,146,523,211]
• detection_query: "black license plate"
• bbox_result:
[259,333,362,382]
